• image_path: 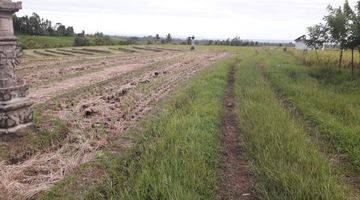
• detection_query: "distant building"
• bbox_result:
[294,35,308,50]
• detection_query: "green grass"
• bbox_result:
[41,57,234,200]
[17,35,75,49]
[262,49,360,176]
[233,49,353,199]
[16,35,123,49]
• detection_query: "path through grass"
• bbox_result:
[233,49,353,199]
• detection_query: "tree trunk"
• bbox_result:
[339,49,343,68]
[351,49,354,75]
[315,49,319,64]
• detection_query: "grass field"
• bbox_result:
[16,35,124,49]
[263,49,360,183]
[234,49,356,199]
[1,45,360,199]
[17,35,76,49]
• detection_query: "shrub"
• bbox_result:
[74,36,90,46]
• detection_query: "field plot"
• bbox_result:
[0,45,229,199]
[2,46,360,200]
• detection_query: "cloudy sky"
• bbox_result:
[17,0,358,40]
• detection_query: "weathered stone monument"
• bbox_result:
[0,0,33,138]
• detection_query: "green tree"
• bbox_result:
[347,0,360,74]
[55,23,66,36]
[94,32,113,45]
[28,13,43,35]
[166,33,172,43]
[155,34,160,43]
[306,23,329,63]
[65,26,75,36]
[325,5,349,68]
[186,37,191,45]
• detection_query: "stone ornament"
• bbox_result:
[0,0,33,138]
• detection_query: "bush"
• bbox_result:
[118,40,127,45]
[74,36,90,46]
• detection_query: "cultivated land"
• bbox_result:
[0,45,229,199]
[1,45,360,200]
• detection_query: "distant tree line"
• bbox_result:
[185,37,290,47]
[208,37,260,46]
[13,13,75,36]
[306,0,360,73]
[151,33,173,44]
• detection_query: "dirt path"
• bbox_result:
[220,64,256,200]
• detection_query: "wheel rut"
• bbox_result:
[220,64,256,200]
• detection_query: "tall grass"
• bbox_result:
[263,49,360,180]
[289,48,360,71]
[233,49,352,199]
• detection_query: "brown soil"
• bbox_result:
[220,64,256,200]
[19,51,177,87]
[0,49,230,199]
[28,53,180,104]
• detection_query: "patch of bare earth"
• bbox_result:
[0,50,229,199]
[220,65,256,200]
[28,53,181,104]
[19,51,178,87]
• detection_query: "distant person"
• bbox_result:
[191,36,195,50]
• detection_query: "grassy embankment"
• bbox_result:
[42,57,234,199]
[263,49,360,181]
[16,35,124,49]
[233,49,354,199]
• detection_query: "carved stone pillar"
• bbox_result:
[0,0,33,138]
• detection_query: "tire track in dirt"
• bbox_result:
[0,51,229,199]
[220,64,256,200]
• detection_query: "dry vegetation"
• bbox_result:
[0,45,229,199]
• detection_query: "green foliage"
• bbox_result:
[17,35,75,49]
[94,32,114,46]
[166,33,172,43]
[325,5,349,49]
[306,23,328,50]
[13,13,75,36]
[155,34,160,43]
[74,36,91,46]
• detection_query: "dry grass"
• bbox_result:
[0,48,229,199]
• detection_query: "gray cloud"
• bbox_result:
[18,0,358,40]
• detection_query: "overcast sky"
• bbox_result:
[17,0,358,40]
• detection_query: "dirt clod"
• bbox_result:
[83,108,97,118]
